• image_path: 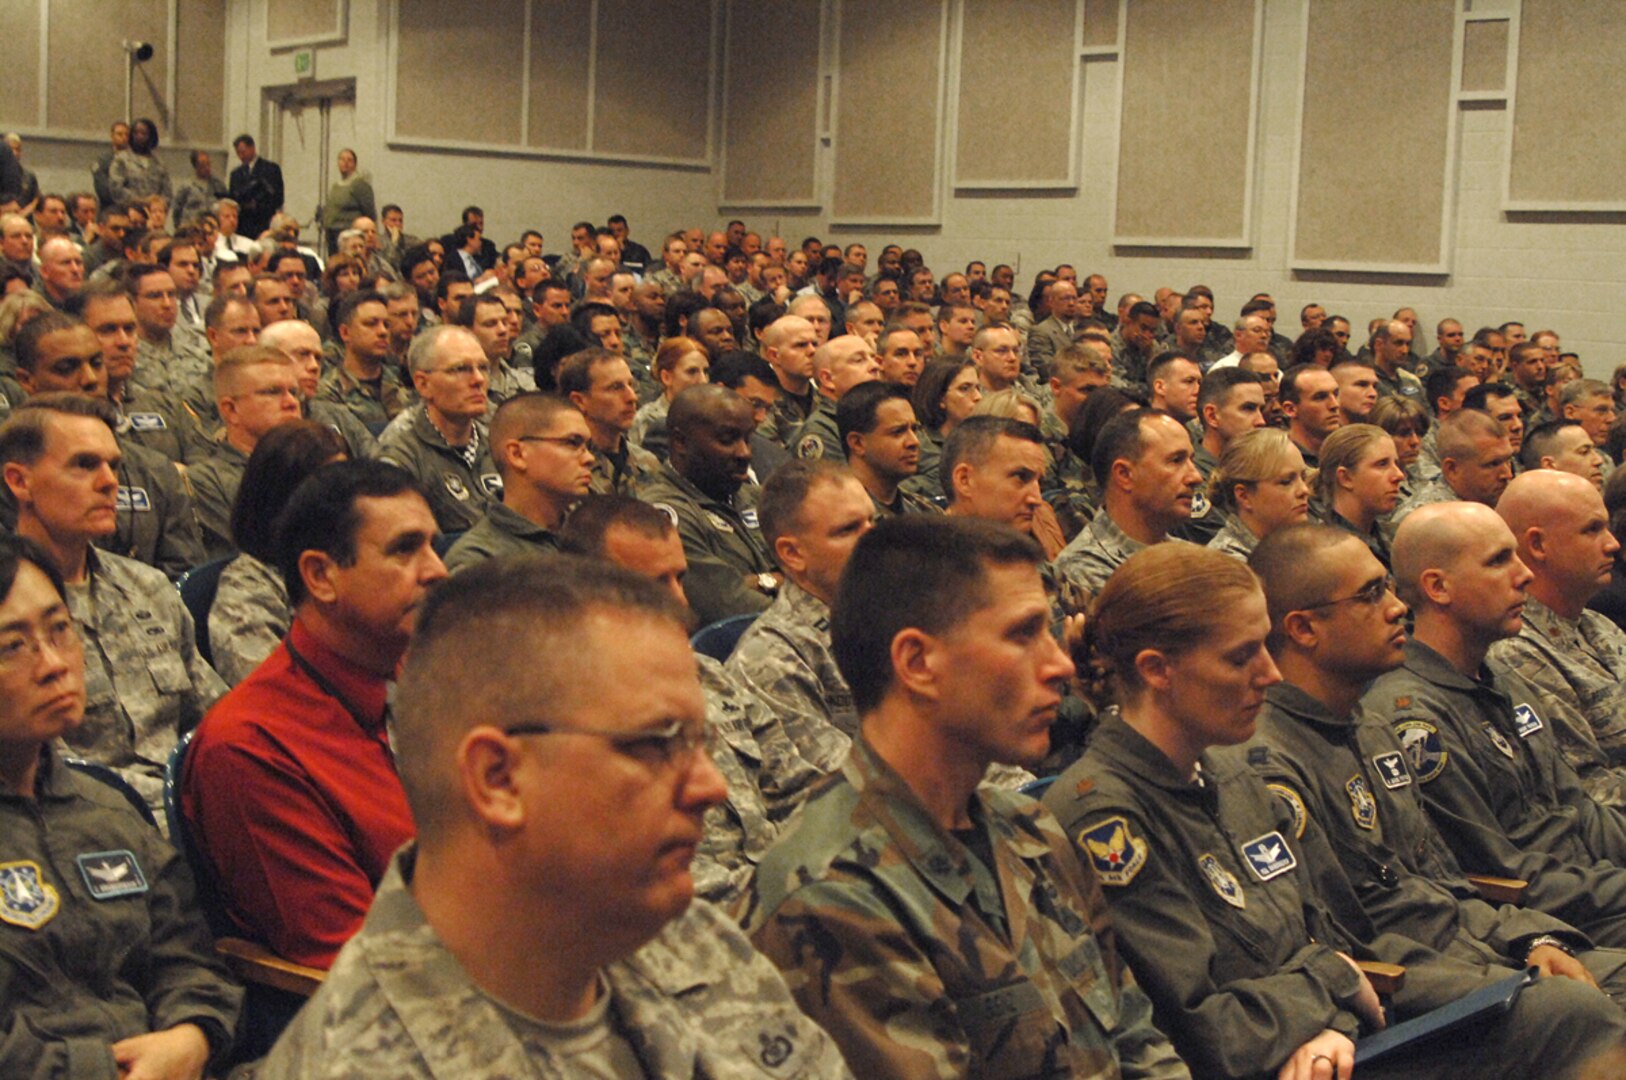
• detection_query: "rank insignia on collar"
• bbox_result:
[1397,720,1447,783]
[1266,783,1308,839]
[1346,776,1378,830]
[1241,831,1297,882]
[76,850,148,900]
[1513,703,1543,738]
[1372,752,1411,789]
[1080,816,1147,887]
[1485,724,1516,759]
[1199,853,1246,908]
[0,861,60,930]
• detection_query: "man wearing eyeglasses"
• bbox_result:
[250,554,854,1077]
[379,325,500,534]
[186,346,304,558]
[183,459,445,969]
[1246,524,1626,1011]
[443,394,589,573]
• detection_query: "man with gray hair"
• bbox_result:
[1562,379,1619,465]
[1206,312,1271,371]
[1026,279,1079,377]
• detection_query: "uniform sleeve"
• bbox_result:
[143,456,207,578]
[671,509,772,626]
[0,1030,119,1080]
[1057,806,1362,1078]
[208,568,290,687]
[1112,966,1193,1080]
[1490,638,1626,809]
[186,462,236,561]
[171,597,226,736]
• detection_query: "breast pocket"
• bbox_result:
[737,1018,824,1078]
[953,978,1070,1077]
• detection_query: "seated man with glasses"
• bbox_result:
[443,393,592,573]
[251,554,854,1077]
[182,460,447,969]
[379,325,502,534]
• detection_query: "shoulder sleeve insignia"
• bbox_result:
[1190,490,1211,518]
[1513,703,1543,738]
[1240,831,1297,882]
[1396,720,1447,782]
[0,861,60,929]
[1484,723,1517,759]
[1079,816,1148,887]
[1346,776,1378,830]
[652,503,680,528]
[796,434,824,459]
[1372,751,1412,789]
[1266,782,1308,839]
[443,474,470,501]
[1198,853,1246,908]
[704,510,735,533]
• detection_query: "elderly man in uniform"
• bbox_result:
[789,335,883,461]
[641,385,778,625]
[1056,409,1202,597]
[317,290,413,428]
[1364,502,1626,948]
[838,380,941,517]
[379,325,500,534]
[558,346,659,497]
[444,394,590,572]
[757,315,820,446]
[0,395,224,818]
[749,516,1187,1079]
[257,318,380,459]
[250,554,853,1078]
[728,459,874,779]
[1491,471,1626,807]
[184,460,443,971]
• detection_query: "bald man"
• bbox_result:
[788,336,883,461]
[1489,471,1626,807]
[757,315,819,447]
[1364,501,1626,948]
[1392,409,1516,525]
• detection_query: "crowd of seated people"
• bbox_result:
[9,125,1626,1077]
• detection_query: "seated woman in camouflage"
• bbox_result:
[1206,427,1312,561]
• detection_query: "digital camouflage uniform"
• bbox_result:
[641,464,776,626]
[623,329,662,404]
[1366,641,1626,947]
[693,656,782,916]
[789,395,841,461]
[483,358,535,409]
[65,547,225,820]
[378,405,502,534]
[130,333,212,402]
[308,398,382,459]
[208,553,289,687]
[727,581,857,775]
[1109,330,1153,389]
[869,484,944,518]
[630,396,672,460]
[316,362,413,428]
[758,387,812,449]
[1205,513,1258,561]
[1389,477,1457,528]
[751,737,1189,1080]
[442,501,560,574]
[247,846,853,1080]
[0,746,242,1078]
[587,435,661,498]
[1042,440,1097,540]
[1054,508,1150,597]
[1489,595,1626,808]
[1046,713,1626,1079]
[186,435,248,560]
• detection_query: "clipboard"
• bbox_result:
[1354,967,1535,1066]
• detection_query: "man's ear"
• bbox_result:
[774,534,808,578]
[298,549,341,605]
[458,727,527,832]
[2,462,31,505]
[890,627,939,702]
[1281,609,1320,652]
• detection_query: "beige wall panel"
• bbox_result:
[722,0,819,204]
[1293,0,1454,267]
[175,0,226,145]
[49,0,169,134]
[1082,0,1117,48]
[267,0,343,44]
[0,0,41,129]
[1115,0,1255,243]
[395,0,524,145]
[593,0,710,160]
[527,0,591,150]
[833,0,944,223]
[1460,19,1507,94]
[1509,0,1626,206]
[956,0,1076,187]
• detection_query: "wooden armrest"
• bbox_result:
[1356,961,1406,996]
[1467,874,1528,905]
[216,937,326,998]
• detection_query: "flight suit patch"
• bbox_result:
[1190,490,1211,518]
[1485,724,1516,759]
[704,510,735,533]
[0,861,60,930]
[115,487,151,512]
[1372,752,1410,789]
[1346,776,1377,830]
[652,503,680,528]
[1079,816,1147,886]
[75,850,148,900]
[796,434,824,459]
[126,412,167,431]
[1266,782,1308,839]
[1513,703,1543,738]
[740,509,760,530]
[1198,853,1245,908]
[477,472,503,497]
[444,474,470,501]
[1397,720,1447,782]
[1241,831,1297,881]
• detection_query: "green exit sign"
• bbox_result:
[294,49,314,79]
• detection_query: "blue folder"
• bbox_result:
[1354,967,1534,1066]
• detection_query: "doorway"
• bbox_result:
[262,78,358,253]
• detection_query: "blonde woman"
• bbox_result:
[1314,423,1404,568]
[1207,428,1311,560]
[630,335,709,460]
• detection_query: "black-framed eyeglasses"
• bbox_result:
[1307,575,1394,610]
[504,718,708,770]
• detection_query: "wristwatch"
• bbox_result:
[1525,934,1575,960]
[756,572,779,595]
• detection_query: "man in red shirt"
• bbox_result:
[181,459,447,967]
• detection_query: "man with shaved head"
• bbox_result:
[789,335,882,461]
[639,385,778,624]
[757,314,819,446]
[1393,409,1515,524]
[1363,501,1626,947]
[1490,470,1626,806]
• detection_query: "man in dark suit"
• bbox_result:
[439,205,497,273]
[228,134,284,241]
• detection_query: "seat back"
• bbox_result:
[62,758,158,829]
[176,557,233,666]
[690,612,758,662]
[162,730,235,938]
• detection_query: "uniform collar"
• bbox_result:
[1401,638,1485,693]
[1264,682,1353,730]
[1090,711,1198,792]
[486,500,557,543]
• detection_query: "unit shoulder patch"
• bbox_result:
[1079,816,1148,887]
[0,861,59,929]
[1396,719,1447,782]
[1266,782,1308,839]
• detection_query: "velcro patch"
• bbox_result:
[1267,782,1308,839]
[1372,751,1411,789]
[1241,831,1297,882]
[1199,853,1245,908]
[126,412,167,431]
[75,850,148,900]
[1079,816,1147,887]
[1485,724,1516,760]
[1346,775,1377,830]
[0,861,59,929]
[115,486,151,512]
[796,434,824,459]
[1397,719,1447,782]
[1513,703,1543,738]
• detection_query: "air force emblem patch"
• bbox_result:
[1397,720,1447,783]
[1080,816,1147,887]
[76,850,148,900]
[1267,782,1308,839]
[1372,752,1411,789]
[443,474,470,501]
[0,861,59,929]
[1199,853,1245,908]
[1346,776,1378,830]
[126,412,167,431]
[796,434,824,459]
[1190,490,1211,518]
[1513,703,1543,738]
[1241,831,1297,882]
